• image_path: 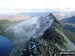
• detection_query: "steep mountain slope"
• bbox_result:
[0,14,75,56]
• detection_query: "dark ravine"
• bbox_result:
[0,14,75,56]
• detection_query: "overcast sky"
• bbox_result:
[0,0,75,13]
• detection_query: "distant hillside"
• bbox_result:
[63,23,75,34]
[0,14,31,21]
[60,16,75,34]
[53,12,75,20]
[60,16,75,24]
[0,19,22,35]
[0,18,4,20]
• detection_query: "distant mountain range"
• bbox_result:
[60,16,75,24]
[53,12,75,20]
[60,16,75,34]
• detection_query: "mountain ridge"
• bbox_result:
[0,13,75,56]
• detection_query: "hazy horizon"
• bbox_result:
[0,0,75,14]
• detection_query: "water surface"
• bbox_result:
[0,36,13,56]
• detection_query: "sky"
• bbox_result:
[0,0,75,13]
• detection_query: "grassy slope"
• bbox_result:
[0,19,23,35]
[0,20,12,35]
[53,20,75,51]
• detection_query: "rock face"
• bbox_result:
[0,14,75,56]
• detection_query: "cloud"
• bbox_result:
[0,0,75,13]
[0,0,75,9]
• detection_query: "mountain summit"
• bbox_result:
[0,13,75,56]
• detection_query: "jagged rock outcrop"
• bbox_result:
[0,14,75,56]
